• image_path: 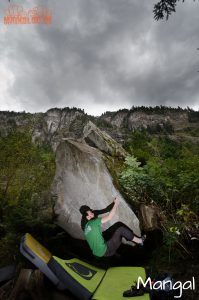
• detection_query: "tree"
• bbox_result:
[153,0,196,21]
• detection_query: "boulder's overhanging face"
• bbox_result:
[83,121,127,158]
[52,139,140,239]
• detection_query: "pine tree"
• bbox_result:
[153,0,196,21]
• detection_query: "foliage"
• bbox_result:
[0,132,54,201]
[153,0,179,21]
[0,131,55,266]
[121,131,199,262]
[47,106,85,114]
[119,156,164,204]
[145,155,199,212]
[153,0,197,21]
[188,110,199,123]
[130,105,188,114]
[124,131,152,165]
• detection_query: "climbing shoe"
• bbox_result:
[123,286,144,297]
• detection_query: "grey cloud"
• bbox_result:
[0,0,198,114]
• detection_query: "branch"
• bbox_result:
[153,0,188,21]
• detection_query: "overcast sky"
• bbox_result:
[0,0,199,116]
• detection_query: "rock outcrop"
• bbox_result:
[52,138,140,239]
[1,107,198,148]
[99,109,190,131]
[83,121,127,158]
[32,108,88,151]
[139,204,165,231]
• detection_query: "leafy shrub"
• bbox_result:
[119,156,164,204]
[0,131,55,266]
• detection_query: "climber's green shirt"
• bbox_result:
[84,218,107,257]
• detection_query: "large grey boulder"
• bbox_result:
[83,121,127,158]
[52,138,140,239]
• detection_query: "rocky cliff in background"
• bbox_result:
[0,106,199,150]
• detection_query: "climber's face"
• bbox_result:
[86,210,94,220]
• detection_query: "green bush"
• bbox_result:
[0,131,56,266]
[119,156,164,204]
[120,133,199,263]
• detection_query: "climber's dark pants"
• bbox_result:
[102,222,137,257]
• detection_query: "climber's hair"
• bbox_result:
[79,205,95,230]
[79,205,91,216]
